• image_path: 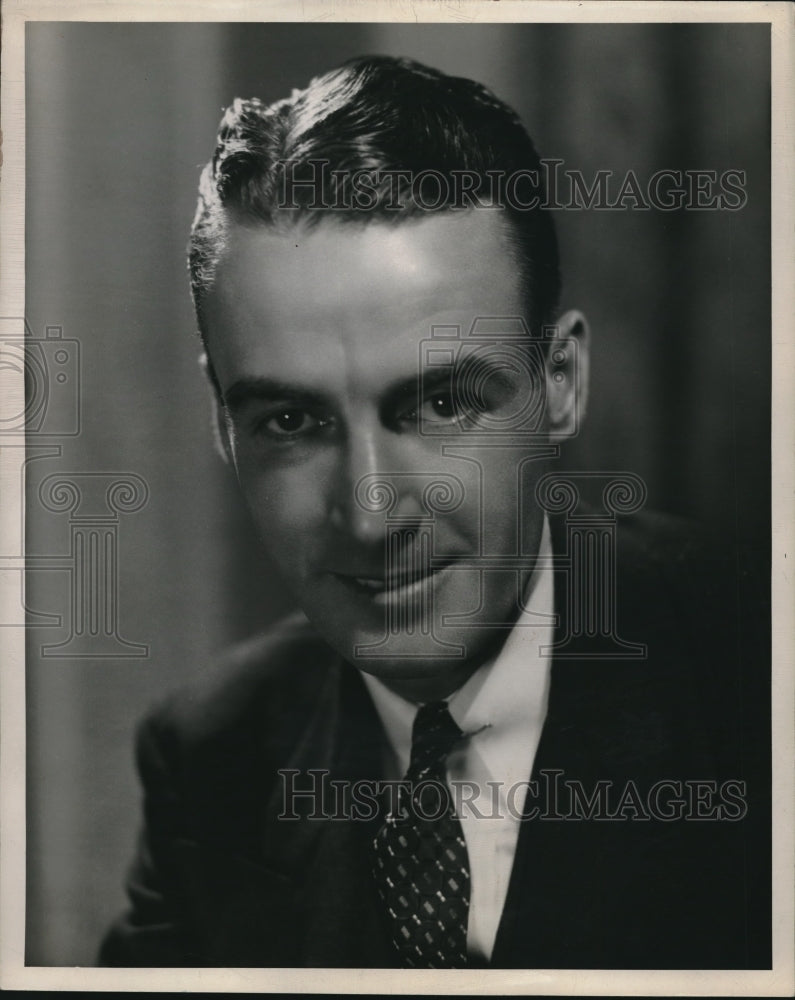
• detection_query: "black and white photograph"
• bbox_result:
[1,1,793,994]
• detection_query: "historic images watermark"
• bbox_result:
[278,768,749,823]
[1,317,150,656]
[276,159,748,213]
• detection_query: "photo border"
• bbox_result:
[1,1,792,994]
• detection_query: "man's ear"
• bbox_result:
[199,352,235,465]
[544,309,590,441]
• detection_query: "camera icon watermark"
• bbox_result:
[0,318,150,655]
[418,316,580,440]
[0,317,80,437]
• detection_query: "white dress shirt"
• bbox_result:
[362,516,555,962]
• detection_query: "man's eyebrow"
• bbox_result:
[379,367,454,414]
[223,362,506,415]
[380,359,520,407]
[223,377,332,412]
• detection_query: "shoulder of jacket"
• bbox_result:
[135,612,337,767]
[615,507,763,608]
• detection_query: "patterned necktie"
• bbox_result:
[372,700,471,968]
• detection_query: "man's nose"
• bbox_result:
[327,424,422,543]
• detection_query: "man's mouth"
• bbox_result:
[333,564,446,601]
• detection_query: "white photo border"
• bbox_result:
[1,1,792,994]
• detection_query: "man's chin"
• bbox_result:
[351,651,485,702]
[316,620,505,701]
[297,578,516,697]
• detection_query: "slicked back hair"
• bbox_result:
[189,55,561,395]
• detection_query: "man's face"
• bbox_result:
[202,211,578,701]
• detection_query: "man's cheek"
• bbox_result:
[240,473,325,554]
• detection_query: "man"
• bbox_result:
[100,56,769,969]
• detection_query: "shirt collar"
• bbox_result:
[362,515,554,780]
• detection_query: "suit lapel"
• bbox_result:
[490,512,693,967]
[259,657,395,966]
[488,659,634,967]
[168,839,300,966]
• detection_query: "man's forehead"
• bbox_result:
[212,209,519,296]
[202,210,527,394]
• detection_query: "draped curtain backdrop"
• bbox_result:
[24,22,770,965]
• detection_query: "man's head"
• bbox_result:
[189,56,563,388]
[190,56,588,701]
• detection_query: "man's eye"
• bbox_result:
[257,408,329,439]
[421,392,457,422]
[397,389,472,429]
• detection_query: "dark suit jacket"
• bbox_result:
[99,511,770,969]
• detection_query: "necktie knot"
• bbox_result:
[409,701,464,778]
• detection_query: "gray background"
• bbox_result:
[24,22,770,965]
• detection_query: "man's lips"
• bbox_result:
[329,562,448,599]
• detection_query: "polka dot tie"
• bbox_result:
[372,700,471,968]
